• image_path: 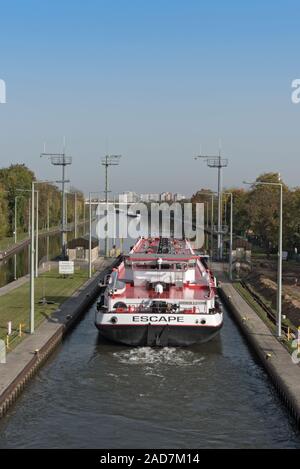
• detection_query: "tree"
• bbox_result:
[192,173,297,254]
[284,187,300,252]
[223,188,248,237]
[244,173,288,252]
[0,164,65,239]
[0,183,8,238]
[191,188,214,226]
[0,164,34,236]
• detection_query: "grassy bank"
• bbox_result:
[232,281,296,354]
[0,267,89,349]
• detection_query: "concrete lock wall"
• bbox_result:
[218,283,300,426]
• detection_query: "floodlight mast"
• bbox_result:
[101,155,121,257]
[40,151,72,259]
[194,151,228,260]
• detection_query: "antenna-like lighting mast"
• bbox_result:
[41,146,72,259]
[194,150,228,260]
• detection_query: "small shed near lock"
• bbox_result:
[67,236,99,262]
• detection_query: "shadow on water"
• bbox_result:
[94,331,223,356]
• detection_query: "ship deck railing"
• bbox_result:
[108,304,215,315]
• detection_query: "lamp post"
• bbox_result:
[47,198,50,231]
[35,190,39,278]
[28,197,31,265]
[224,192,233,280]
[89,192,92,278]
[47,198,50,261]
[83,200,86,235]
[14,196,19,280]
[195,191,217,260]
[30,183,35,333]
[28,197,31,237]
[14,195,24,280]
[210,196,214,259]
[88,192,104,278]
[196,190,233,277]
[243,179,282,337]
[101,155,122,257]
[17,185,37,332]
[65,192,68,228]
[14,196,19,244]
[18,181,57,334]
[14,194,26,244]
[74,192,77,239]
[17,189,39,279]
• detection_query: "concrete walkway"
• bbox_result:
[0,257,115,415]
[213,262,300,423]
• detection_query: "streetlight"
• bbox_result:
[14,196,19,281]
[19,180,57,334]
[21,194,32,269]
[14,195,23,244]
[46,198,50,261]
[74,192,77,239]
[88,192,104,278]
[194,150,229,260]
[101,155,122,257]
[195,191,217,259]
[196,191,233,275]
[14,194,25,280]
[243,179,282,337]
[89,192,92,278]
[224,192,233,280]
[83,199,86,235]
[46,198,50,232]
[16,189,39,278]
[35,190,39,278]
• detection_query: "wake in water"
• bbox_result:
[113,347,205,367]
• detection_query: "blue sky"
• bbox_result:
[1,0,300,196]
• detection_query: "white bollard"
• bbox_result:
[7,321,12,336]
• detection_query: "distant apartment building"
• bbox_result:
[174,193,186,202]
[147,193,160,202]
[160,192,173,202]
[140,194,150,202]
[140,192,186,202]
[119,191,139,203]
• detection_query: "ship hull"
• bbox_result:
[95,323,222,347]
[94,236,222,347]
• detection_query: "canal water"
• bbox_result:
[0,211,300,448]
[0,304,300,448]
[0,224,88,288]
